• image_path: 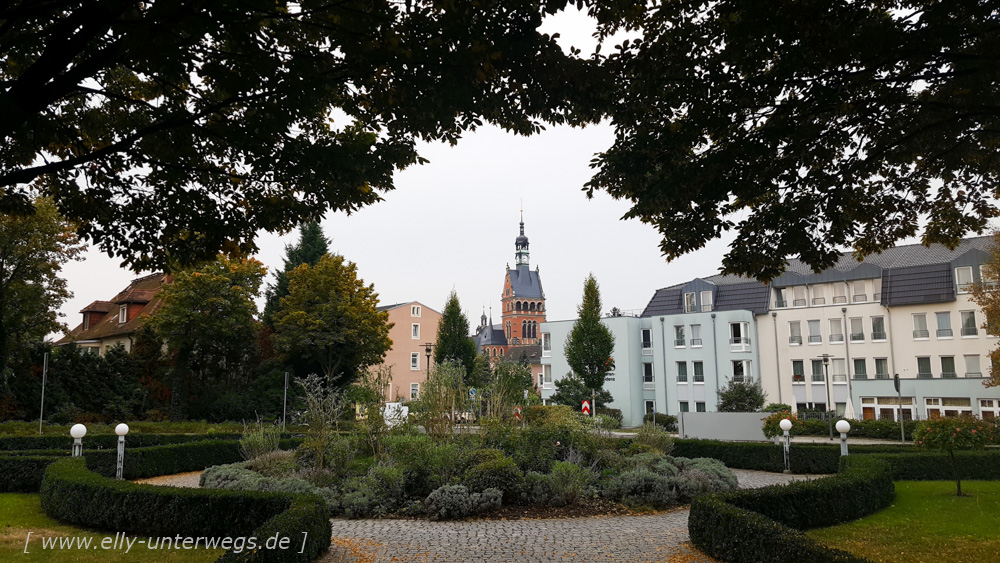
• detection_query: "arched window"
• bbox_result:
[516,301,522,311]
[539,303,544,312]
[530,302,536,312]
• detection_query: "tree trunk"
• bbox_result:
[949,449,964,496]
[591,388,596,418]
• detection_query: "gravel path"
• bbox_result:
[133,470,203,488]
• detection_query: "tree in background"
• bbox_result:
[1,1,596,271]
[485,356,533,419]
[0,197,83,376]
[262,221,329,327]
[589,2,1000,280]
[549,371,614,412]
[716,380,768,413]
[970,231,1000,388]
[148,257,266,419]
[434,291,477,379]
[273,254,391,385]
[563,274,615,416]
[914,415,993,496]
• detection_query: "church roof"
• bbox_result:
[509,268,544,299]
[474,323,508,347]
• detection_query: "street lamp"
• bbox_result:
[70,423,86,457]
[779,418,793,473]
[424,342,433,377]
[836,419,851,456]
[115,423,129,480]
[819,353,834,440]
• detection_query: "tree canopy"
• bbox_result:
[716,380,767,413]
[273,254,391,384]
[588,1,1000,280]
[0,0,595,271]
[969,231,1000,388]
[564,274,615,409]
[0,197,83,375]
[434,291,477,376]
[262,221,329,327]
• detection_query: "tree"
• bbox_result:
[970,231,1000,387]
[485,356,533,419]
[563,274,615,416]
[913,415,993,496]
[589,2,1000,281]
[549,371,614,412]
[147,256,266,419]
[1,1,596,271]
[716,380,768,413]
[434,291,477,378]
[273,254,391,384]
[262,221,329,327]
[0,197,83,376]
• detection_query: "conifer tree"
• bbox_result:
[262,221,329,327]
[434,291,477,379]
[564,274,615,416]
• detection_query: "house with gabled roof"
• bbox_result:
[57,273,172,355]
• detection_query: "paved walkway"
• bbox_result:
[327,470,827,563]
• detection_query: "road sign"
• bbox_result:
[469,388,476,398]
[513,406,523,421]
[581,400,591,416]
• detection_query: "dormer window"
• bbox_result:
[83,313,90,331]
[700,290,713,312]
[684,292,696,313]
[118,305,127,323]
[956,266,973,293]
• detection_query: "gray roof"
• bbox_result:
[508,267,544,299]
[881,264,955,306]
[641,280,770,317]
[474,323,508,347]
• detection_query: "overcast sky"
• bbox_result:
[56,8,739,333]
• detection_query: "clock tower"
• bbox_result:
[515,216,529,268]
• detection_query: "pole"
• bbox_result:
[840,431,848,456]
[39,352,48,435]
[896,374,905,443]
[116,435,125,480]
[824,359,833,440]
[783,430,791,473]
[282,371,289,431]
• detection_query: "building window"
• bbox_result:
[982,265,998,287]
[831,358,846,382]
[693,361,705,382]
[679,401,690,412]
[874,358,889,379]
[811,360,825,382]
[849,317,864,342]
[696,402,706,412]
[789,321,802,345]
[700,290,713,312]
[411,305,421,317]
[410,383,419,400]
[730,322,750,351]
[912,314,929,339]
[812,285,826,305]
[676,361,688,383]
[861,396,914,421]
[793,286,807,307]
[852,359,866,381]
[83,313,90,331]
[410,353,420,371]
[956,266,973,293]
[940,356,957,378]
[927,397,972,418]
[643,363,654,388]
[961,311,978,336]
[542,333,551,356]
[412,323,420,339]
[872,316,886,340]
[829,318,843,343]
[965,355,982,377]
[118,305,127,323]
[542,365,552,387]
[684,292,696,313]
[935,312,952,338]
[807,320,822,343]
[690,324,702,347]
[852,280,867,302]
[775,287,789,308]
[641,328,652,354]
[732,360,750,382]
[674,325,685,347]
[833,283,847,304]
[792,360,805,383]
[645,400,656,415]
[916,356,932,378]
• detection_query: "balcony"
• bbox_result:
[808,335,822,343]
[789,335,803,345]
[830,334,844,343]
[701,305,713,312]
[832,373,847,383]
[732,374,745,383]
[833,296,848,304]
[936,329,953,338]
[941,372,957,379]
[962,327,978,336]
[872,331,887,340]
[811,374,825,382]
[853,373,868,380]
[674,339,686,347]
[693,374,705,383]
[966,372,983,378]
[792,375,805,383]
[775,299,787,308]
[853,294,868,303]
[850,332,865,342]
[875,373,890,380]
[873,292,881,301]
[641,345,653,356]
[913,329,930,339]
[812,298,826,305]
[917,372,933,379]
[691,338,703,347]
[677,375,688,383]
[793,299,807,307]
[643,381,655,390]
[730,337,751,352]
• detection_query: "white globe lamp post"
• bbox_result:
[836,419,851,456]
[115,423,129,480]
[779,418,793,473]
[70,423,87,457]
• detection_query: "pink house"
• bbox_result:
[376,301,442,402]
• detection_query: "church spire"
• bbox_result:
[515,212,529,269]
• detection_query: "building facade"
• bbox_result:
[375,301,442,402]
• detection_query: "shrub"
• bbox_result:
[633,422,674,454]
[519,472,556,506]
[550,461,593,506]
[424,485,502,520]
[240,420,282,461]
[85,440,250,479]
[245,450,297,478]
[340,464,406,518]
[762,403,793,413]
[597,408,623,426]
[594,414,621,429]
[464,456,522,503]
[602,468,679,509]
[0,455,62,492]
[642,412,678,431]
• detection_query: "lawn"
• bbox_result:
[0,494,221,562]
[808,481,1000,563]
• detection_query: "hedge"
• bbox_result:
[0,432,246,451]
[689,456,894,563]
[872,450,1000,481]
[671,439,919,474]
[0,454,63,492]
[40,458,331,562]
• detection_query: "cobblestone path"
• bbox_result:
[328,470,826,563]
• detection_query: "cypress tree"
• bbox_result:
[434,291,477,378]
[564,274,616,416]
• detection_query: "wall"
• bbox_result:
[678,412,769,441]
[378,302,441,402]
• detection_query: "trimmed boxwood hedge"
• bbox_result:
[0,432,246,451]
[40,458,330,562]
[0,454,63,492]
[689,456,894,563]
[671,439,921,474]
[873,450,1000,480]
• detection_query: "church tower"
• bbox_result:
[500,215,546,345]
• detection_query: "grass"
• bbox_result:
[0,421,308,436]
[808,481,1000,563]
[0,494,222,562]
